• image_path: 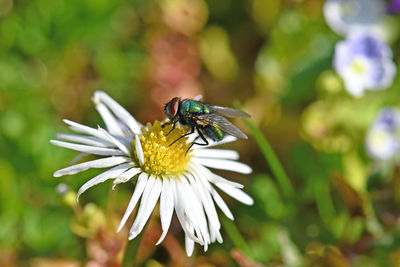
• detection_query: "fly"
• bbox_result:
[162,97,250,153]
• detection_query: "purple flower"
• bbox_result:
[366,108,400,160]
[373,108,400,131]
[323,0,385,36]
[388,0,400,14]
[333,32,396,97]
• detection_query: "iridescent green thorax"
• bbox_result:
[189,103,202,113]
[179,100,211,126]
[180,100,210,115]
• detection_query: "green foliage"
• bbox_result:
[1,0,400,265]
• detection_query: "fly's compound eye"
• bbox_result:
[168,99,179,117]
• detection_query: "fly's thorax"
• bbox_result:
[180,100,191,114]
[179,100,202,126]
[181,100,211,115]
[178,100,191,125]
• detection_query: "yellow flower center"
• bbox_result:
[350,58,366,75]
[132,120,193,176]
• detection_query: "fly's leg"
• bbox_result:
[161,121,176,136]
[168,127,195,147]
[161,120,170,128]
[186,128,209,155]
[194,127,209,146]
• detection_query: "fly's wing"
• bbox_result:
[193,94,203,101]
[210,105,250,118]
[196,114,248,139]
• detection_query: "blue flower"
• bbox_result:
[366,108,400,160]
[388,0,400,14]
[323,0,385,36]
[373,108,400,131]
[333,33,396,97]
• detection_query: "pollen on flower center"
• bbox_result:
[132,120,193,175]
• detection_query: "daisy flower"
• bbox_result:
[51,91,253,256]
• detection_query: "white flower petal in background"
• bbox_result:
[366,126,399,160]
[366,107,400,160]
[52,91,253,256]
[323,0,385,36]
[333,32,396,97]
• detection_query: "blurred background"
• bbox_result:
[1,0,400,266]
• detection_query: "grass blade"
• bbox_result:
[244,119,294,198]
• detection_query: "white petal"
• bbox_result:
[212,174,244,189]
[181,177,210,246]
[63,119,111,142]
[112,168,141,189]
[129,176,162,240]
[191,162,243,189]
[54,156,129,177]
[51,140,126,156]
[186,171,221,241]
[171,179,202,244]
[156,178,175,245]
[193,176,223,244]
[56,133,109,147]
[77,163,132,200]
[117,172,147,232]
[185,178,212,241]
[210,187,234,220]
[70,153,89,164]
[98,127,131,155]
[192,158,252,174]
[176,179,205,245]
[193,149,239,160]
[185,234,195,256]
[93,91,142,135]
[203,136,237,148]
[187,165,221,225]
[95,102,125,137]
[214,183,254,205]
[135,135,144,166]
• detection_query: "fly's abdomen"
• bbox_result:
[203,124,224,141]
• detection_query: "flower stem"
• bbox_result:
[244,119,294,198]
[121,230,146,267]
[221,217,251,257]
